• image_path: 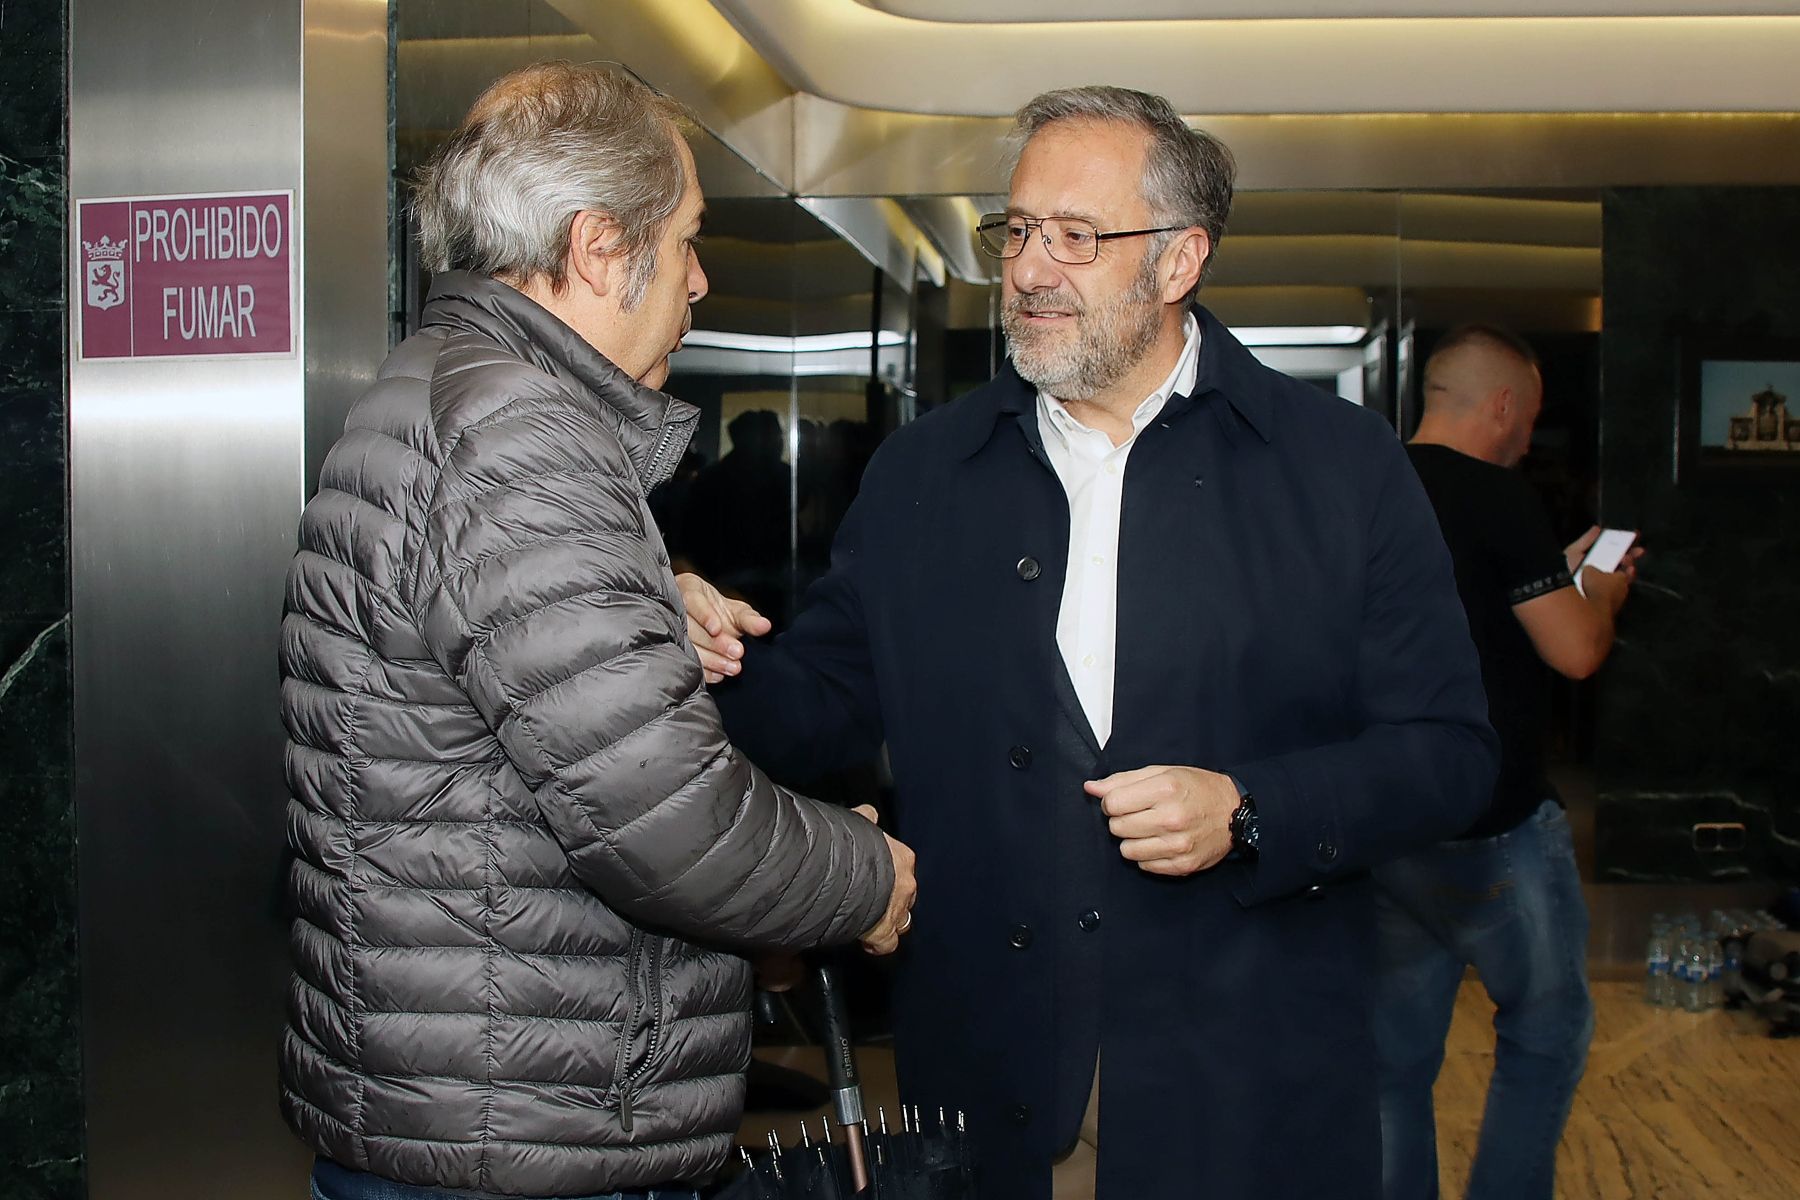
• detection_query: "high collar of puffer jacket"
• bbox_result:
[420,270,700,492]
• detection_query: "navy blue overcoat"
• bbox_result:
[716,310,1496,1200]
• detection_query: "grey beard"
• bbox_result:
[1002,267,1162,401]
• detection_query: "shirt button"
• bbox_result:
[1105,462,1119,475]
[1078,909,1101,932]
[1011,1104,1032,1126]
[1008,745,1032,770]
[1081,654,1096,669]
[1008,925,1033,950]
[1091,555,1105,566]
[1016,556,1041,581]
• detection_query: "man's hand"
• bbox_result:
[1564,526,1647,583]
[1579,563,1632,616]
[675,572,771,683]
[1086,765,1240,877]
[1563,525,1601,576]
[1563,526,1644,618]
[853,804,917,955]
[1614,538,1646,584]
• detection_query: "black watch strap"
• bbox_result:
[1229,791,1260,860]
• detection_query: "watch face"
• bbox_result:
[1233,796,1260,851]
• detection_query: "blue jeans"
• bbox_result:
[1371,800,1594,1200]
[310,1159,700,1200]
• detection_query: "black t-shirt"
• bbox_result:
[1408,444,1575,838]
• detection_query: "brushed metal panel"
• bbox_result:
[797,197,944,289]
[393,35,786,201]
[899,196,991,285]
[548,0,798,192]
[69,0,386,1195]
[305,0,394,486]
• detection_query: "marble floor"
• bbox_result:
[743,980,1800,1198]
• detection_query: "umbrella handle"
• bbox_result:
[813,962,870,1192]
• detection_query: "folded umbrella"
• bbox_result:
[716,962,976,1199]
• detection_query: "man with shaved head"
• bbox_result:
[1373,324,1641,1200]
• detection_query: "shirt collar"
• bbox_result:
[1038,313,1200,450]
[961,305,1275,461]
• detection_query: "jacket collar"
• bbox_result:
[951,304,1275,461]
[420,271,699,490]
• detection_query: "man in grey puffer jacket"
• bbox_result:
[279,62,916,1200]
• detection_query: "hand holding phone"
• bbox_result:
[1574,528,1637,596]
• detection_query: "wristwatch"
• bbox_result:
[1228,791,1261,860]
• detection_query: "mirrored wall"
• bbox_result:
[392,0,1606,637]
[396,0,945,629]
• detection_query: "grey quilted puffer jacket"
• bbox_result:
[279,272,893,1197]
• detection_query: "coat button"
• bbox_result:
[1317,840,1339,863]
[1015,556,1041,581]
[1304,885,1325,901]
[1011,1104,1031,1126]
[1008,745,1032,770]
[1008,924,1033,950]
[1078,909,1101,932]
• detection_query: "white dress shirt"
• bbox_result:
[1036,315,1201,747]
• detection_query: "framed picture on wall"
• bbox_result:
[1678,338,1800,483]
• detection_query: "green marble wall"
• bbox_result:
[0,0,83,1194]
[1596,187,1800,884]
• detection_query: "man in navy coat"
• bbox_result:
[686,86,1497,1200]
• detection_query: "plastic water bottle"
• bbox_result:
[1666,936,1681,1006]
[1705,940,1724,1008]
[1680,938,1708,1012]
[1645,923,1674,1007]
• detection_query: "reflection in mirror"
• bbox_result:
[392,1,920,631]
[1393,189,1604,780]
[1203,190,1401,409]
[660,200,907,627]
[1398,190,1603,559]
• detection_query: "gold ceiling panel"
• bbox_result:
[713,0,1800,116]
[858,0,1800,21]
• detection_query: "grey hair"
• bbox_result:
[1006,85,1236,297]
[414,61,689,308]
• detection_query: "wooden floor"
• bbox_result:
[744,980,1800,1198]
[1438,981,1800,1199]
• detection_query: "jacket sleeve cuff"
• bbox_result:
[836,805,896,945]
[1224,759,1342,907]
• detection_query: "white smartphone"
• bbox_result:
[1575,528,1637,593]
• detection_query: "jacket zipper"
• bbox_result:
[644,419,685,490]
[614,936,666,1135]
[611,929,646,1133]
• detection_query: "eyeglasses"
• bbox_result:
[975,213,1187,265]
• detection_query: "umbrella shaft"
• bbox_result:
[842,1122,870,1192]
[832,1084,865,1126]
